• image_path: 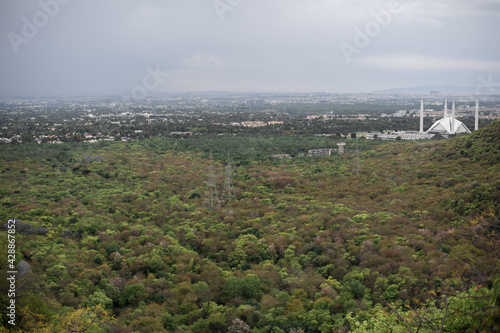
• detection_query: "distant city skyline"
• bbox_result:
[1,0,499,96]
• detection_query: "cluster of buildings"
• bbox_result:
[246,99,266,107]
[0,134,22,144]
[35,132,118,144]
[230,121,284,128]
[306,114,372,121]
[307,142,346,156]
[271,143,347,159]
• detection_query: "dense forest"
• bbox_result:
[1,121,499,332]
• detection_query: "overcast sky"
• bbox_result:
[1,0,499,96]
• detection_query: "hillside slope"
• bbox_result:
[0,122,499,332]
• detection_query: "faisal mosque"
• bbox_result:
[367,99,479,140]
[426,99,472,135]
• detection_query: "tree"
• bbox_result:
[6,304,113,333]
[227,318,251,333]
[223,274,263,302]
[352,286,497,333]
[84,291,114,309]
[119,283,146,307]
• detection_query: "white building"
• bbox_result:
[427,99,471,135]
[366,131,434,141]
[367,98,478,141]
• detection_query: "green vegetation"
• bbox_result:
[1,121,499,332]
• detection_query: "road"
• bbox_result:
[17,260,32,277]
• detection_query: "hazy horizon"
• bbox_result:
[1,0,500,96]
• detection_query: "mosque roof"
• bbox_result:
[427,116,471,134]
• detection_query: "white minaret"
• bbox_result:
[419,98,424,133]
[451,99,456,134]
[475,99,479,131]
[444,98,448,118]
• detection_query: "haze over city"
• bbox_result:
[1,0,500,96]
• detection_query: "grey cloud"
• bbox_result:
[0,0,499,95]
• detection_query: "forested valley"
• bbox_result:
[1,121,499,332]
